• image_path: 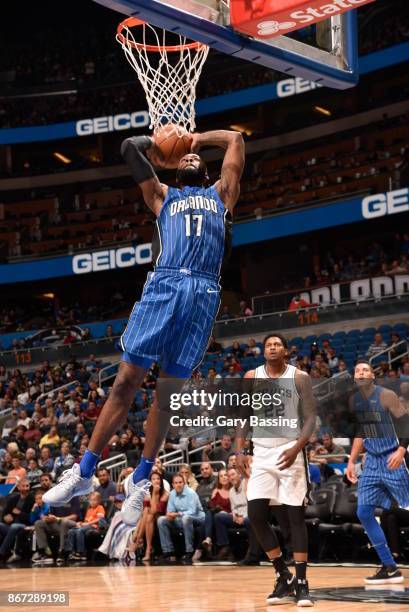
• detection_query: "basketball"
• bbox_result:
[152,123,193,168]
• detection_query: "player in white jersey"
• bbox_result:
[236,334,316,607]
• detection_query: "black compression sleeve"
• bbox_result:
[121,136,156,184]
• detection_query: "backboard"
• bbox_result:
[93,0,361,89]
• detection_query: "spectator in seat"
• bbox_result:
[179,464,199,491]
[231,341,244,359]
[72,423,87,449]
[5,454,27,484]
[202,468,231,553]
[129,472,169,561]
[66,492,105,562]
[95,468,117,503]
[206,336,222,355]
[1,410,18,437]
[203,434,233,466]
[33,496,81,565]
[317,432,346,463]
[238,300,253,317]
[58,404,77,429]
[218,305,233,320]
[366,332,387,360]
[245,339,261,357]
[157,473,205,561]
[39,473,52,494]
[38,447,54,474]
[24,420,41,445]
[213,467,254,560]
[12,426,28,453]
[39,425,60,450]
[207,367,221,380]
[51,441,75,481]
[327,348,339,371]
[26,459,43,486]
[227,453,237,469]
[17,410,30,429]
[196,462,217,510]
[0,478,33,563]
[83,401,101,431]
[288,295,311,311]
[23,448,36,466]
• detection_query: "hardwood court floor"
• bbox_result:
[0,564,408,612]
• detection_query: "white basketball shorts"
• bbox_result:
[246,440,309,506]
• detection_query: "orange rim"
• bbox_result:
[117,17,205,52]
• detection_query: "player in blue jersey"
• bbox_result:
[346,361,409,584]
[44,129,245,526]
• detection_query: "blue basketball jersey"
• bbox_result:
[353,385,398,455]
[152,185,231,279]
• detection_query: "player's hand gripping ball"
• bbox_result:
[151,123,193,168]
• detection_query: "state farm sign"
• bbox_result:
[230,0,375,39]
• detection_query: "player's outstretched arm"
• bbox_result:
[121,136,168,216]
[191,130,245,211]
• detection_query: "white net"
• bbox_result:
[116,21,209,134]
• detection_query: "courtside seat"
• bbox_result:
[317,488,360,561]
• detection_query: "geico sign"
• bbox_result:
[362,188,409,220]
[277,77,322,98]
[72,244,152,274]
[76,111,150,136]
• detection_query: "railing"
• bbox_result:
[312,370,351,402]
[187,439,222,461]
[369,339,409,372]
[159,448,187,466]
[98,360,121,388]
[37,380,79,404]
[97,453,128,483]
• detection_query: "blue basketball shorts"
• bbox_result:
[358,452,409,509]
[120,267,220,377]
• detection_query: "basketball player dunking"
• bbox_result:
[346,361,409,584]
[236,334,316,607]
[44,129,245,522]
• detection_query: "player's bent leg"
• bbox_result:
[248,499,295,605]
[122,370,188,525]
[43,362,147,507]
[357,504,403,584]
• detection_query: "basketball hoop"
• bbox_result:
[116,17,209,134]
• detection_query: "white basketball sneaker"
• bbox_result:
[42,463,94,507]
[122,475,151,525]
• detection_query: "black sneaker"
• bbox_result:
[266,573,295,604]
[295,579,314,607]
[365,565,404,585]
